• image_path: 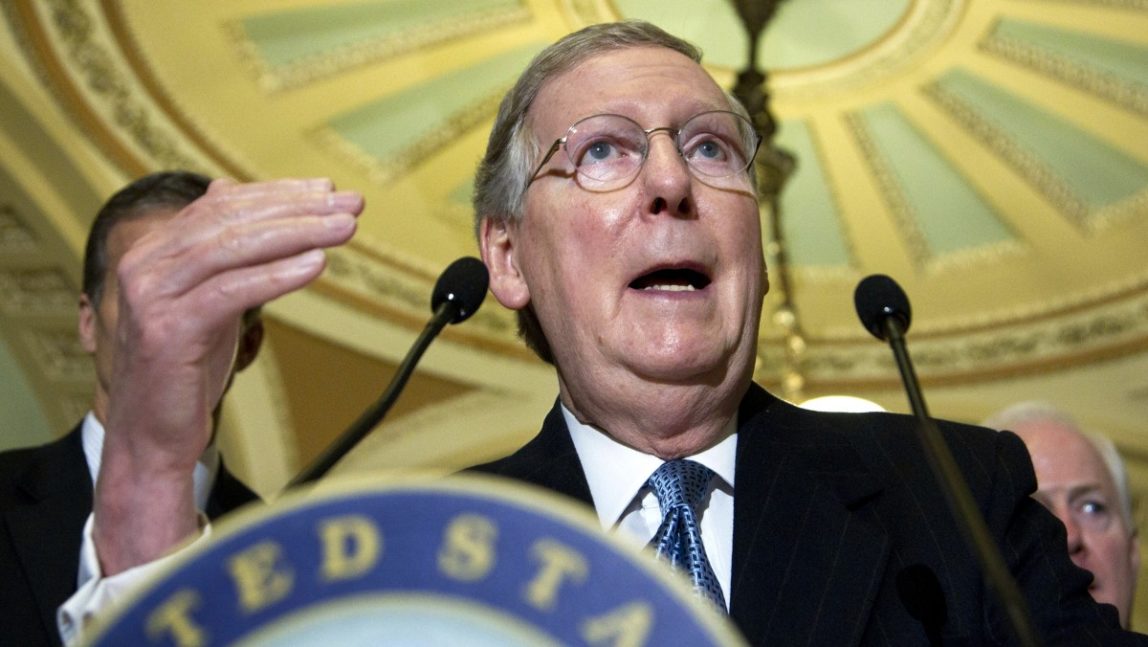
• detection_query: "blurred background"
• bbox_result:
[2,0,1147,621]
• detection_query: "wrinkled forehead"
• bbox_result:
[1024,430,1118,498]
[527,46,730,142]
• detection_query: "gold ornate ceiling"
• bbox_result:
[2,3,1148,619]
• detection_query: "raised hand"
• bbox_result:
[94,178,363,575]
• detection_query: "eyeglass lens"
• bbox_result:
[562,111,757,186]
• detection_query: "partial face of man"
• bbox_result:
[79,212,174,421]
[487,47,765,420]
[1014,422,1140,627]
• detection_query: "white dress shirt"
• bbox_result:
[563,404,737,608]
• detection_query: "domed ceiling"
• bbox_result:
[3,1,1148,614]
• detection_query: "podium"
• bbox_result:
[86,474,744,646]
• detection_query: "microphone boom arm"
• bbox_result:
[285,257,489,490]
[882,316,1040,647]
[285,300,455,489]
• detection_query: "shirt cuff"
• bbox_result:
[58,512,212,646]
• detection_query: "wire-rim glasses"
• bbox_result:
[527,110,762,191]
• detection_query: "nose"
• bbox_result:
[641,131,693,217]
[1059,509,1084,556]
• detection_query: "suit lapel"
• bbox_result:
[4,426,257,637]
[468,401,594,507]
[205,459,260,520]
[3,426,93,638]
[729,387,890,646]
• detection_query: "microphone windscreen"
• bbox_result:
[896,564,947,635]
[432,257,490,324]
[854,274,912,341]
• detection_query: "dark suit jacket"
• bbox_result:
[0,424,258,647]
[472,384,1143,645]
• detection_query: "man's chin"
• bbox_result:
[627,357,746,392]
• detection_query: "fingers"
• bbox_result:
[117,178,361,322]
[121,212,356,318]
[186,247,332,326]
[204,178,361,227]
[105,177,363,463]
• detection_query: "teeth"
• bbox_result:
[644,284,696,291]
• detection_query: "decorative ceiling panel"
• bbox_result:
[853,101,1012,260]
[775,119,852,268]
[233,0,531,91]
[982,16,1148,118]
[930,68,1148,226]
[319,43,543,186]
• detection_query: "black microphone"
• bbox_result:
[432,256,489,324]
[854,274,911,342]
[854,275,1039,647]
[854,275,926,416]
[286,257,489,489]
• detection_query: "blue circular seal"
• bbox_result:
[87,474,744,646]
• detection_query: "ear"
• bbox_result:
[234,317,264,372]
[479,216,531,310]
[78,294,98,354]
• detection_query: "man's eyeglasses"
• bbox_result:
[527,111,762,191]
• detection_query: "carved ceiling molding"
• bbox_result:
[844,109,1028,274]
[0,204,37,255]
[0,201,91,429]
[756,275,1148,388]
[926,82,1093,227]
[979,20,1148,117]
[20,326,89,384]
[0,267,74,317]
[4,0,1147,403]
[315,244,527,359]
[226,4,533,93]
[6,1,506,347]
[311,88,506,188]
[769,0,965,99]
[0,205,74,318]
[845,110,934,270]
[6,0,208,176]
[564,0,964,99]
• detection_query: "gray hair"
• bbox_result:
[472,20,752,363]
[983,401,1135,532]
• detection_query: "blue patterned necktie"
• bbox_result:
[647,459,727,611]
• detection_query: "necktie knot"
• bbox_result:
[648,459,714,511]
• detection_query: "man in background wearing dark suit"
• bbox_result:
[0,171,262,647]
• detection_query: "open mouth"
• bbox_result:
[629,268,711,292]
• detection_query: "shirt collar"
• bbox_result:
[562,404,737,530]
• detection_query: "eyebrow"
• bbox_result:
[1065,484,1110,502]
